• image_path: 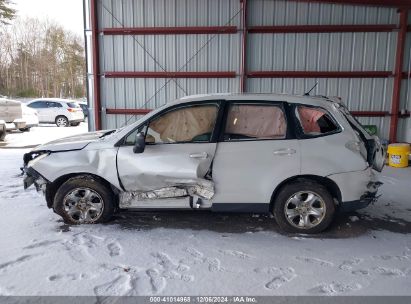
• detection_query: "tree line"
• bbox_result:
[0,15,86,98]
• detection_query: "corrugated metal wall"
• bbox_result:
[85,0,411,141]
[97,0,242,128]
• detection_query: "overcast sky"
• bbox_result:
[11,0,84,37]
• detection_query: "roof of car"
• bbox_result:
[28,98,78,104]
[170,93,338,108]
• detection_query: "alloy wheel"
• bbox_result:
[63,187,104,223]
[284,191,326,229]
[56,117,68,127]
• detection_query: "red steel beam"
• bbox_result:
[106,109,152,115]
[292,0,411,8]
[240,0,248,92]
[104,71,236,78]
[90,0,102,130]
[101,26,238,35]
[390,9,408,143]
[248,24,398,34]
[350,111,389,117]
[247,71,393,78]
[402,72,411,78]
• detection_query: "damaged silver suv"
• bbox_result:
[23,94,385,233]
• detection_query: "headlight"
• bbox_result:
[27,153,49,167]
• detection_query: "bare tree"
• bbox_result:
[0,16,86,98]
[0,0,16,25]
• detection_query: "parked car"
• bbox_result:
[20,104,39,132]
[0,98,27,132]
[22,93,385,233]
[26,98,84,127]
[0,120,6,141]
[77,101,89,119]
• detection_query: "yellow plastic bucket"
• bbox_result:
[387,143,410,168]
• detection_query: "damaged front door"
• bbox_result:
[116,102,220,205]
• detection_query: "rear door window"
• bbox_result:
[223,103,286,141]
[47,102,62,108]
[295,106,339,136]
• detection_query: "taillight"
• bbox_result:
[67,108,76,112]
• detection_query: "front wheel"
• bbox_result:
[19,127,30,132]
[70,122,80,126]
[273,180,335,234]
[53,175,115,224]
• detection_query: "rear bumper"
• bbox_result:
[328,167,382,212]
[5,119,27,130]
[339,187,381,212]
[24,123,39,128]
[68,119,83,123]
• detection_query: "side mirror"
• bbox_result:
[133,132,146,154]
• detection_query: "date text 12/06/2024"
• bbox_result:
[149,297,257,303]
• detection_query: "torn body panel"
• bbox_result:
[23,166,48,193]
[116,143,217,192]
[26,147,122,190]
[119,179,214,209]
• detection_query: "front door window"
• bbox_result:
[146,104,219,144]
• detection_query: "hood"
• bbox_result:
[33,130,114,152]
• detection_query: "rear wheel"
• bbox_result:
[70,122,80,127]
[273,180,335,234]
[0,130,5,141]
[54,175,115,224]
[55,116,69,127]
[19,127,30,132]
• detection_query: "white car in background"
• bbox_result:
[26,98,84,127]
[22,93,385,233]
[20,104,39,132]
[0,98,27,134]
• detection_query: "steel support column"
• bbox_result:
[90,0,102,130]
[390,9,408,143]
[240,0,248,92]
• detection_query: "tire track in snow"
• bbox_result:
[0,254,39,272]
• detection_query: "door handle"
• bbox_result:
[273,148,296,156]
[190,152,208,159]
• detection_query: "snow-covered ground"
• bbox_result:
[0,125,411,296]
[0,123,88,148]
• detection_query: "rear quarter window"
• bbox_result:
[67,102,80,108]
[295,105,340,137]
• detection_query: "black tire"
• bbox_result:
[70,122,80,126]
[19,127,30,132]
[55,116,69,127]
[273,180,335,234]
[0,131,5,141]
[53,175,115,225]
